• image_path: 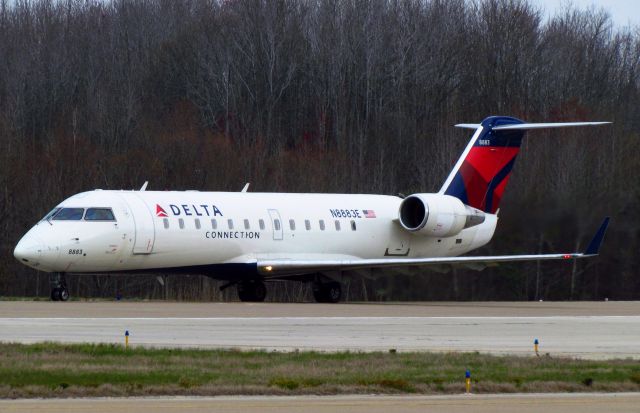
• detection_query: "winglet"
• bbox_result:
[584,217,610,255]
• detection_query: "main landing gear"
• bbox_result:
[229,279,343,303]
[312,281,342,303]
[49,272,70,301]
[237,280,267,302]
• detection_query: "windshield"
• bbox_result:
[41,208,61,222]
[84,208,116,221]
[52,208,85,221]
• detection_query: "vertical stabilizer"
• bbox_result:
[440,116,525,214]
[440,116,611,214]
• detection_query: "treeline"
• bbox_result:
[0,0,638,301]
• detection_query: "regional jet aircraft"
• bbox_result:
[14,116,610,302]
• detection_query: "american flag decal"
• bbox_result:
[363,210,376,218]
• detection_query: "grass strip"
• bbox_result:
[0,342,639,398]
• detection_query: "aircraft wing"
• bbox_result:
[258,217,610,276]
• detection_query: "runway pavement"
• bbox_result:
[0,301,638,358]
[2,300,638,317]
[2,394,640,413]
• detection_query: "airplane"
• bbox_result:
[13,116,611,303]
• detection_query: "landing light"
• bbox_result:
[265,266,273,272]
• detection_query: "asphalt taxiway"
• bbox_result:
[0,301,638,358]
[2,393,640,413]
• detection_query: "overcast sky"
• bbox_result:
[533,0,640,28]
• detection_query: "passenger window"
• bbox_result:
[163,218,169,229]
[335,220,341,231]
[305,220,311,230]
[289,219,296,230]
[52,208,84,221]
[319,220,325,231]
[179,218,185,229]
[351,220,356,231]
[228,219,234,229]
[274,219,281,231]
[195,218,201,229]
[259,219,265,230]
[211,219,217,229]
[244,219,250,230]
[84,208,116,221]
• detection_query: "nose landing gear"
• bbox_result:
[49,273,69,301]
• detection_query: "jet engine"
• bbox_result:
[398,194,485,237]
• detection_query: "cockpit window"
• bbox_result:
[41,208,61,222]
[84,208,116,221]
[52,208,85,221]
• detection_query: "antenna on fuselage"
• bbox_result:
[140,181,148,191]
[241,183,250,192]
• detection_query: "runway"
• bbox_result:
[0,301,638,358]
[2,394,640,413]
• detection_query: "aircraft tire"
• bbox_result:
[325,282,342,303]
[252,281,267,302]
[59,288,70,302]
[237,281,267,302]
[312,282,342,303]
[50,288,61,301]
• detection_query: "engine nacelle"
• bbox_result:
[398,194,485,237]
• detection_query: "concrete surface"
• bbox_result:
[0,301,638,358]
[2,300,638,317]
[2,394,640,413]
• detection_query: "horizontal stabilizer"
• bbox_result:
[454,122,611,130]
[492,122,611,130]
[454,123,481,129]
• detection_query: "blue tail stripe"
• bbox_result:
[484,156,517,213]
[443,171,468,205]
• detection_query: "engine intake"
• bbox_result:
[398,194,485,237]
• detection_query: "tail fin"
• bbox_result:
[440,116,610,214]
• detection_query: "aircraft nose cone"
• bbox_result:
[14,236,44,264]
[14,235,54,269]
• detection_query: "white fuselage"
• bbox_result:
[15,190,497,278]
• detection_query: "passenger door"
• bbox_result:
[127,194,156,254]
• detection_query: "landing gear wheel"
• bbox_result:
[49,273,69,302]
[313,282,342,303]
[237,281,267,302]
